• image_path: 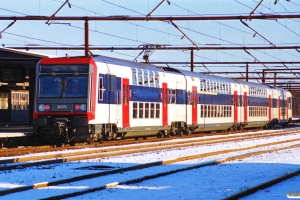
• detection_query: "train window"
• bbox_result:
[154,72,159,87]
[220,106,223,117]
[138,69,143,85]
[132,69,137,85]
[144,70,149,86]
[187,92,191,105]
[149,71,154,87]
[123,84,129,105]
[169,89,176,104]
[156,103,160,118]
[99,77,104,101]
[207,105,211,118]
[139,103,144,118]
[193,91,197,107]
[150,103,155,118]
[211,105,214,117]
[216,82,219,93]
[200,105,203,117]
[214,105,217,117]
[133,103,138,118]
[226,106,229,117]
[145,103,149,118]
[0,92,8,109]
[213,81,217,92]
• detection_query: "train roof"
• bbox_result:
[172,68,237,83]
[93,55,238,82]
[92,55,292,94]
[235,79,271,89]
[93,55,166,72]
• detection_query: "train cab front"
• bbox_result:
[32,57,97,144]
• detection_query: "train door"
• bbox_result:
[286,97,289,120]
[162,83,168,126]
[233,91,238,123]
[278,96,281,120]
[122,78,130,127]
[243,92,247,122]
[192,86,197,124]
[115,77,121,123]
[268,95,271,121]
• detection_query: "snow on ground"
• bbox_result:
[0,129,300,199]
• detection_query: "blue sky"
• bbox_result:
[1,0,300,79]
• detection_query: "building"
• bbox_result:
[0,48,50,126]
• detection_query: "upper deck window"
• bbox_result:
[138,69,143,85]
[132,68,137,85]
[154,71,159,87]
[149,71,154,87]
[144,70,149,86]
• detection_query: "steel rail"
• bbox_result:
[42,139,300,199]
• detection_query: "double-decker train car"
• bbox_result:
[32,55,292,144]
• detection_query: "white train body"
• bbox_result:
[32,55,293,142]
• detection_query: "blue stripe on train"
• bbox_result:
[98,74,287,108]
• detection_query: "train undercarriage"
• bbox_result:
[32,115,291,146]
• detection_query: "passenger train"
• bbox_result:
[32,55,292,144]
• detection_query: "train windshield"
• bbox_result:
[39,75,88,98]
[38,64,89,98]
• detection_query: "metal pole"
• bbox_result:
[85,20,89,57]
[191,50,194,72]
[246,63,249,82]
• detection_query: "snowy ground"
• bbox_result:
[0,129,300,199]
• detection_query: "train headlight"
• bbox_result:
[74,104,87,111]
[39,104,45,111]
[38,104,51,111]
[80,104,87,111]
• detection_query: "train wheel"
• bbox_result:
[187,130,191,136]
[69,140,75,146]
[157,132,162,138]
[143,136,147,140]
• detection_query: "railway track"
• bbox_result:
[223,169,300,200]
[0,128,300,199]
[0,127,271,156]
[0,128,295,157]
[0,128,299,169]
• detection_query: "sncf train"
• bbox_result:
[32,55,292,144]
